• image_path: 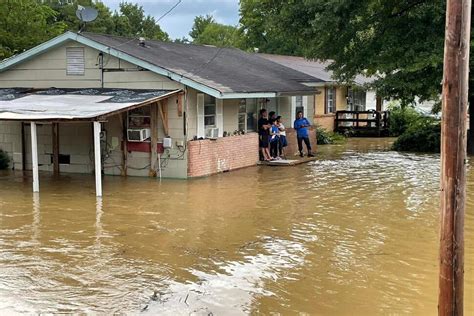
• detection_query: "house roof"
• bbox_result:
[0,88,179,121]
[259,54,375,86]
[0,32,318,99]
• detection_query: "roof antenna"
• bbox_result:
[76,5,98,33]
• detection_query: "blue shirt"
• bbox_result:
[294,118,311,138]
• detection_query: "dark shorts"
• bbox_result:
[259,134,269,148]
[280,135,288,147]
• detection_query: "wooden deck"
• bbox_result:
[335,110,390,137]
[258,156,318,166]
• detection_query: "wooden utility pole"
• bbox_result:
[439,0,471,315]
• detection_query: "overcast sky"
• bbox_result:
[101,0,240,40]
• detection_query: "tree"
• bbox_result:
[239,0,303,55]
[239,0,474,153]
[189,15,242,48]
[0,0,67,59]
[189,15,215,41]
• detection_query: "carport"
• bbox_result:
[0,88,180,196]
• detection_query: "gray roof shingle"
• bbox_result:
[81,33,319,95]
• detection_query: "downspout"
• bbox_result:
[98,52,104,88]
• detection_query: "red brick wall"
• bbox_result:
[187,133,259,177]
[315,114,336,131]
[284,128,318,157]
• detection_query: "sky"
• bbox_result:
[101,0,240,40]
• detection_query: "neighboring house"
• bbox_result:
[259,54,384,131]
[0,31,319,192]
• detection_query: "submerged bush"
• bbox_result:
[0,149,10,170]
[388,104,423,136]
[392,118,441,153]
[316,126,346,145]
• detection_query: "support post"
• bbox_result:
[439,0,471,314]
[30,122,39,193]
[150,103,158,177]
[52,123,60,175]
[93,122,102,197]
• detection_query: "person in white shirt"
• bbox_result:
[276,116,287,158]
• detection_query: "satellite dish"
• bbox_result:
[76,6,98,23]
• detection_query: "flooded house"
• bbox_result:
[0,32,319,195]
[259,54,386,132]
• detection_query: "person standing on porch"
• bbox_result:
[258,109,272,161]
[276,116,287,158]
[294,111,314,157]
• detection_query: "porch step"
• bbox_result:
[258,156,317,166]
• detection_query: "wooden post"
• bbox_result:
[120,113,128,176]
[52,123,60,175]
[21,122,26,171]
[30,122,39,193]
[93,122,102,197]
[159,99,169,136]
[439,0,471,315]
[149,103,158,177]
[468,92,474,154]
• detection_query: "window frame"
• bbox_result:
[325,87,336,114]
[204,95,216,128]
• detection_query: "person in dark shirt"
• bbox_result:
[293,111,314,157]
[258,109,272,161]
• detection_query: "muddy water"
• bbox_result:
[0,138,472,315]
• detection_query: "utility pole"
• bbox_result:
[439,0,471,315]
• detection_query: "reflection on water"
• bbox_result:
[0,138,472,315]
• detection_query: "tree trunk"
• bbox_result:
[438,0,471,315]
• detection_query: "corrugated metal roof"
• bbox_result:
[0,88,179,121]
[259,54,375,86]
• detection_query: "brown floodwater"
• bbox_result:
[0,138,472,315]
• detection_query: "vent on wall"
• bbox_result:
[66,47,85,75]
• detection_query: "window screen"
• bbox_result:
[66,47,85,76]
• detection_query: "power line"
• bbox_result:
[157,0,182,22]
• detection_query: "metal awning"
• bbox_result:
[0,88,181,121]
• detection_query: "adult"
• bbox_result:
[293,111,314,157]
[258,109,272,161]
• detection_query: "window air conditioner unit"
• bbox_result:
[127,128,151,142]
[206,127,219,139]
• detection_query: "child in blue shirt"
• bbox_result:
[270,119,280,159]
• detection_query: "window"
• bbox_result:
[238,99,258,132]
[66,47,85,76]
[325,87,336,113]
[353,90,366,111]
[295,96,304,117]
[204,94,216,128]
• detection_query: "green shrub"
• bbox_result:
[316,126,346,145]
[392,118,441,153]
[388,104,423,136]
[0,149,10,170]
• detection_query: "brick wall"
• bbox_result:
[187,133,259,177]
[315,114,336,131]
[284,128,318,157]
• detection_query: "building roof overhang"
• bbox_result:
[0,88,180,122]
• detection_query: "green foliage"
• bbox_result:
[189,15,215,41]
[239,0,303,55]
[0,149,10,170]
[189,15,241,48]
[238,0,447,104]
[0,0,67,59]
[316,126,346,145]
[392,119,441,153]
[388,104,424,137]
[0,0,168,61]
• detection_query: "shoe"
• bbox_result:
[299,152,304,157]
[307,153,315,157]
